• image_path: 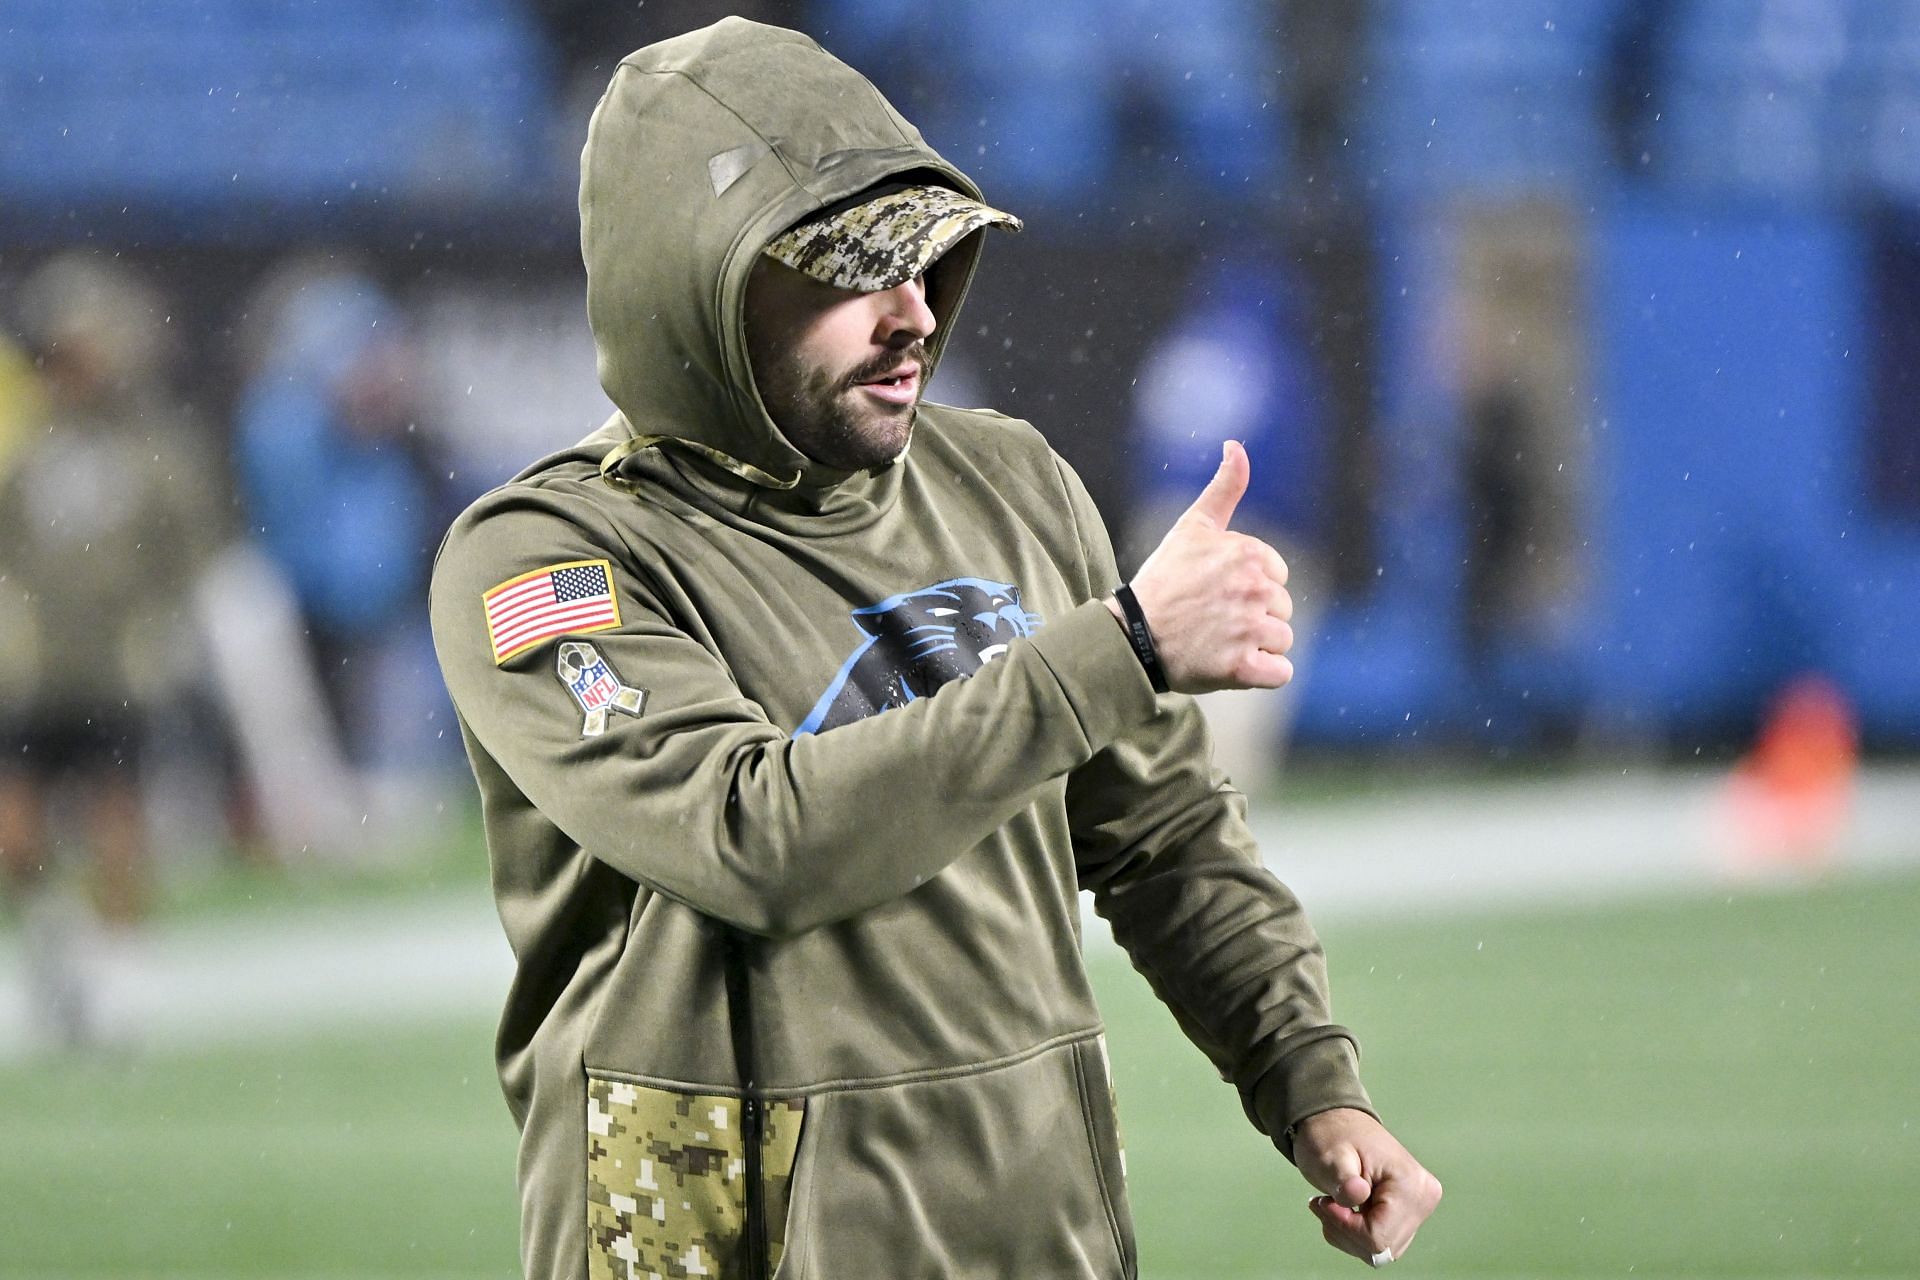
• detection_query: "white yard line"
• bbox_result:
[0,895,512,1060]
[1240,764,1920,916]
[2,766,1915,1060]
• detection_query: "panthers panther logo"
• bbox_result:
[794,577,1042,736]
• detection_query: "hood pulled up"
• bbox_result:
[580,18,992,499]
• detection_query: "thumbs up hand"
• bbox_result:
[1110,440,1295,693]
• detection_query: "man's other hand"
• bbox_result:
[1293,1107,1442,1267]
[1112,439,1295,693]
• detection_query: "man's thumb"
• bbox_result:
[1182,439,1249,529]
[1308,1144,1372,1207]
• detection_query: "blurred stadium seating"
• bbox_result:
[6,0,1920,755]
[0,0,557,221]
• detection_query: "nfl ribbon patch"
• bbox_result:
[483,559,621,664]
[556,641,646,737]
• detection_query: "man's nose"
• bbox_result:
[874,276,936,344]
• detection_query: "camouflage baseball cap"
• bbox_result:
[763,183,1022,292]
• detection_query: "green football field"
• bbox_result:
[2,869,1915,1279]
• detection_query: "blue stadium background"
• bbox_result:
[5,0,1917,752]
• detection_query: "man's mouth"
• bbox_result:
[854,362,921,406]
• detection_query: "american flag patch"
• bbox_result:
[483,560,622,664]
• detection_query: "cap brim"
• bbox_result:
[764,184,1023,292]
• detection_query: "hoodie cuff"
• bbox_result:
[1249,1030,1377,1164]
[1025,598,1162,755]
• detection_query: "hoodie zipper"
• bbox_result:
[724,930,769,1280]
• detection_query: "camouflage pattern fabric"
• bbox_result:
[762,184,1022,292]
[587,1076,806,1279]
[759,1096,805,1269]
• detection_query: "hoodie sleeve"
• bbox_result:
[430,481,1159,941]
[1050,454,1376,1162]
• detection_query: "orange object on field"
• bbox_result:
[1723,674,1859,868]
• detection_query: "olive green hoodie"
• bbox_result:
[430,18,1372,1280]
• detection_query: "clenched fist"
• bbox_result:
[1108,439,1294,694]
[1294,1108,1443,1267]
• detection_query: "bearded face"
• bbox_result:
[744,258,935,472]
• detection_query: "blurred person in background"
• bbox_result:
[1127,251,1334,787]
[1451,200,1590,741]
[0,253,218,1049]
[233,265,460,822]
[0,331,45,478]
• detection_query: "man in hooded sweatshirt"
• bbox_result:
[431,18,1439,1280]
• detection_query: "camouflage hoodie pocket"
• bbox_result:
[586,1073,805,1279]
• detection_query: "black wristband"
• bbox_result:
[1111,584,1170,694]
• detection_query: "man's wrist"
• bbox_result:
[1250,1032,1374,1162]
[1109,583,1170,694]
[1289,1106,1377,1146]
[1025,600,1164,749]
